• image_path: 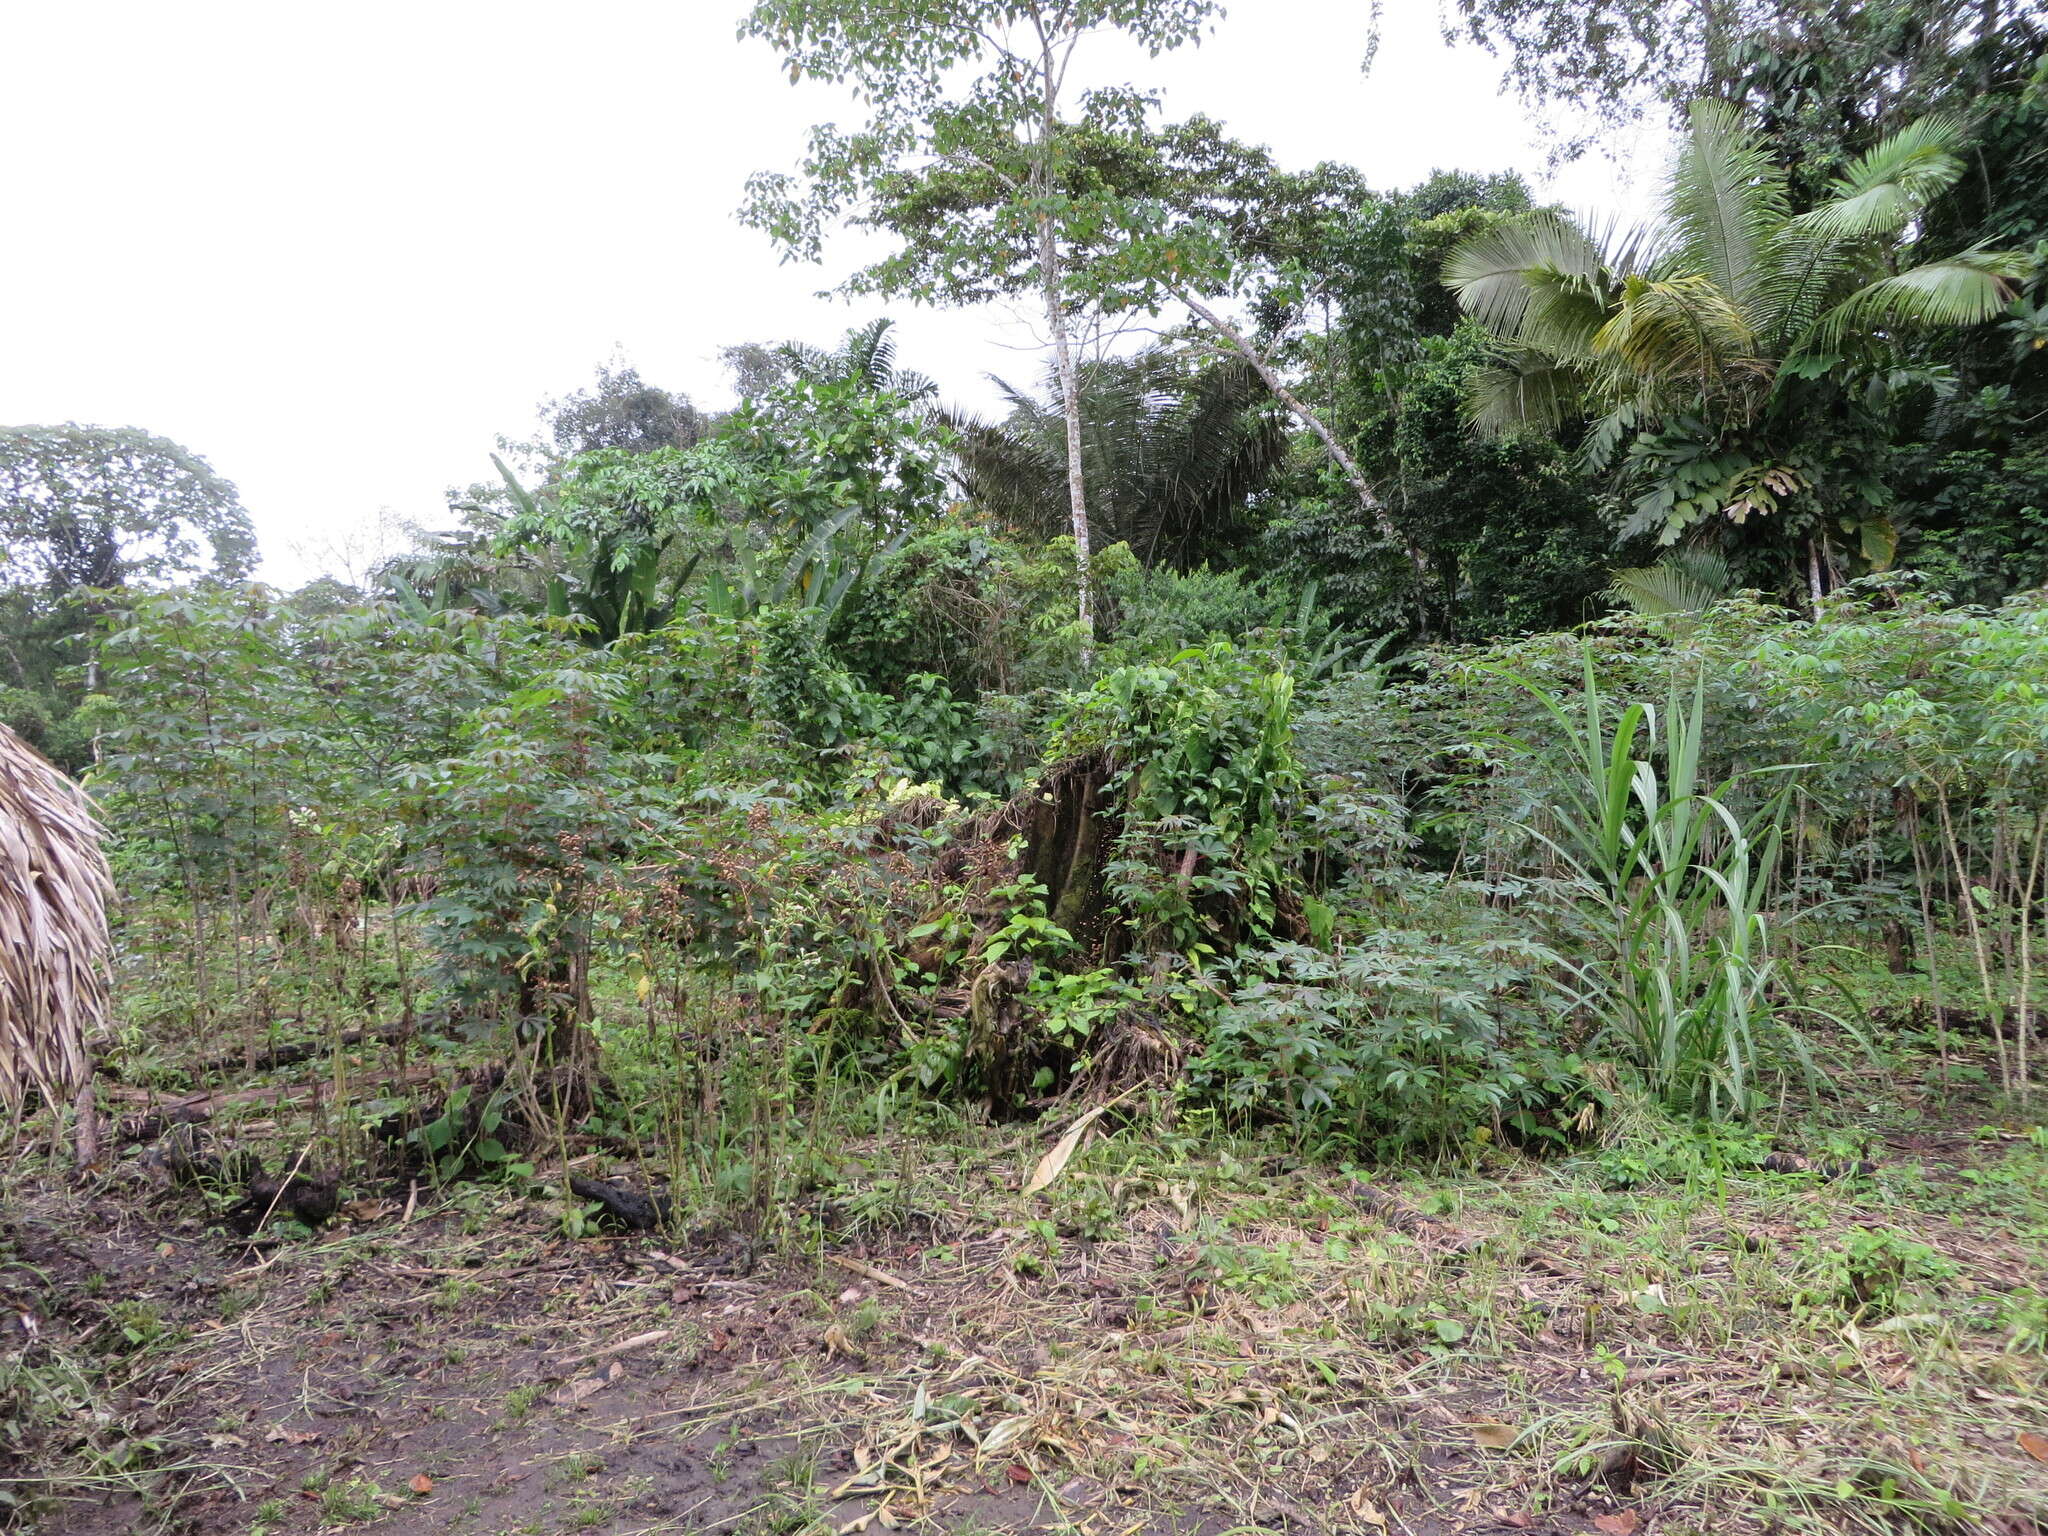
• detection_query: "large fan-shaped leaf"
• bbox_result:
[1794,115,1969,241]
[1809,249,2031,352]
[1443,212,1612,339]
[779,317,937,401]
[1465,354,1584,437]
[1607,548,1736,615]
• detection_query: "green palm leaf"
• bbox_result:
[780,317,937,401]
[1794,115,1969,241]
[1809,249,2031,353]
[950,350,1285,566]
[1465,354,1584,436]
[1594,274,1769,395]
[1443,212,1611,340]
[1665,100,1790,317]
[1606,548,1735,615]
[1751,225,1864,353]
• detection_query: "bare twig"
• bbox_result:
[828,1254,922,1296]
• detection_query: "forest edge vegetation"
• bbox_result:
[3,2,2048,1533]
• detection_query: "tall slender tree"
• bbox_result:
[739,1,1222,661]
[1012,119,1442,606]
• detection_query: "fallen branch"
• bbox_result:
[106,1066,441,1131]
[222,1250,290,1285]
[569,1175,672,1231]
[827,1254,921,1296]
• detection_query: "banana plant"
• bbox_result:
[698,505,907,626]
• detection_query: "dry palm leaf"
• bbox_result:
[0,725,113,1109]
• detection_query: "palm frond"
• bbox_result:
[1665,99,1791,316]
[779,318,937,401]
[1585,212,1665,283]
[776,339,830,379]
[1465,354,1584,437]
[841,316,898,390]
[1606,548,1736,615]
[947,410,1066,541]
[1443,212,1611,340]
[1809,248,2031,352]
[1794,115,1969,241]
[951,351,1284,565]
[1595,274,1771,402]
[1751,225,1865,351]
[1516,267,1618,361]
[0,726,111,1109]
[1129,357,1286,567]
[989,372,1054,422]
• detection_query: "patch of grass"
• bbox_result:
[843,1295,885,1342]
[1796,1227,1956,1321]
[103,1300,169,1353]
[319,1475,385,1524]
[501,1381,546,1424]
[434,1276,480,1312]
[548,1449,603,1488]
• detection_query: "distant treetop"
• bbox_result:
[0,423,258,593]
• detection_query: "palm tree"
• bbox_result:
[1607,549,1737,616]
[949,350,1287,571]
[1445,101,2028,601]
[778,317,937,404]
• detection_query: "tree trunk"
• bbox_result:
[1042,212,1095,667]
[1033,24,1094,669]
[1174,286,1433,614]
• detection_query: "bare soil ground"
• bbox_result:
[6,1068,2048,1536]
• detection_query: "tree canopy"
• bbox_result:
[0,424,257,595]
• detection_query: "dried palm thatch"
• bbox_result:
[0,724,112,1117]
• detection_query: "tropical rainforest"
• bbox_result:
[3,2,2048,1534]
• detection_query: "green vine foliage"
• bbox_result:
[1055,642,1299,956]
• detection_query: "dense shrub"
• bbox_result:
[1201,933,1603,1155]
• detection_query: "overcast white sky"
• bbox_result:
[1,2,1665,586]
